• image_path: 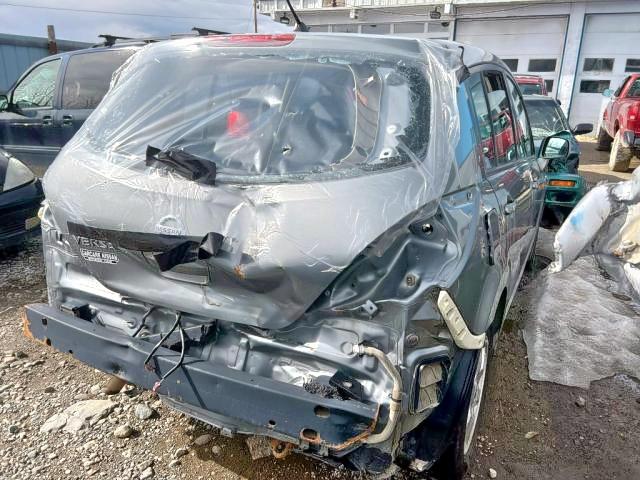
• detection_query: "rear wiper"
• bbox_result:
[146,145,216,186]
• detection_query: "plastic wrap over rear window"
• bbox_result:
[82,45,431,182]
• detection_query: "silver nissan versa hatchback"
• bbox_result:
[25,33,547,478]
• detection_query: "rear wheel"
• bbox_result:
[609,130,632,172]
[431,339,490,480]
[596,127,612,151]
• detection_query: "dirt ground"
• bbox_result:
[0,141,638,480]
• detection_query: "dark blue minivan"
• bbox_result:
[0,44,140,175]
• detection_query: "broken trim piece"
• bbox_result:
[437,291,485,350]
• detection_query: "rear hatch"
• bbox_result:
[43,34,438,329]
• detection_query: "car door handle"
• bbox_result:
[504,200,516,215]
[483,207,498,266]
[62,115,74,126]
[42,115,53,126]
[9,121,43,127]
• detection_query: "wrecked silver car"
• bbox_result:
[24,33,544,478]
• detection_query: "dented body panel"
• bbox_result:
[27,34,542,475]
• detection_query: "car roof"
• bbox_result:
[523,94,558,104]
[515,74,544,83]
[27,31,215,65]
[28,42,143,67]
[133,33,505,73]
[302,35,504,67]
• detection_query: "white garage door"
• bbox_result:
[456,16,568,95]
[569,14,640,129]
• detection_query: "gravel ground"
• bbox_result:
[0,143,638,480]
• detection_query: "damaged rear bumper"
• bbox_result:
[23,303,380,450]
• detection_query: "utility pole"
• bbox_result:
[253,0,258,33]
[47,25,58,54]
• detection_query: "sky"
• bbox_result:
[0,0,290,43]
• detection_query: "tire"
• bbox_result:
[431,339,491,480]
[595,127,612,151]
[609,130,632,172]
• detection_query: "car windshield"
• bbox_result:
[84,45,431,182]
[525,99,568,140]
[519,83,543,95]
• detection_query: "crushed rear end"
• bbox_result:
[24,34,472,474]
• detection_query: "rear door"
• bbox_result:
[0,58,63,171]
[57,48,136,145]
[468,72,506,271]
[478,70,536,293]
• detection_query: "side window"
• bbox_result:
[62,49,135,110]
[12,59,61,109]
[628,79,640,98]
[483,71,517,165]
[506,76,534,157]
[614,76,631,97]
[455,84,476,167]
[468,74,495,170]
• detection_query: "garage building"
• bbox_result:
[258,0,640,132]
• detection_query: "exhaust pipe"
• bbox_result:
[353,344,403,444]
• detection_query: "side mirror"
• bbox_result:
[540,136,570,164]
[602,88,614,98]
[0,94,8,112]
[572,123,593,136]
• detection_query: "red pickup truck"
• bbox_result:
[514,74,548,96]
[597,73,640,171]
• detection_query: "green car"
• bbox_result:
[523,95,593,224]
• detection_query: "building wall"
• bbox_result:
[0,34,89,92]
[258,0,640,132]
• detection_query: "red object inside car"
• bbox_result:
[227,110,251,137]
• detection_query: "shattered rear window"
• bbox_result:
[525,99,569,140]
[84,46,431,182]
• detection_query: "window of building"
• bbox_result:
[362,24,391,34]
[427,22,450,33]
[544,79,554,93]
[583,58,614,72]
[332,24,358,33]
[625,59,640,73]
[528,59,557,72]
[393,22,425,34]
[579,80,611,94]
[62,50,135,110]
[310,25,329,32]
[501,59,519,72]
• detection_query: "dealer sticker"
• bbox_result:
[80,248,119,264]
[75,236,120,265]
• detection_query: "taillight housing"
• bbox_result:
[628,104,640,132]
[549,179,576,188]
[203,34,295,47]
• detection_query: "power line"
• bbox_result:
[0,1,254,20]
